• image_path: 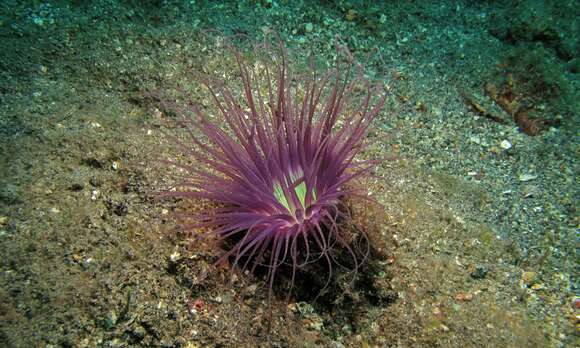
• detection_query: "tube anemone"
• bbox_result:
[161,38,388,296]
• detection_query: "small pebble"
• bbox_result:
[455,292,473,301]
[500,140,512,150]
[82,257,93,269]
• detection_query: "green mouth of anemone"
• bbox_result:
[273,176,316,213]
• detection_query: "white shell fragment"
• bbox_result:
[500,140,512,150]
[518,173,538,182]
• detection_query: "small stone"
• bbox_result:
[304,22,313,32]
[128,325,146,342]
[82,257,94,269]
[499,140,512,150]
[455,293,473,301]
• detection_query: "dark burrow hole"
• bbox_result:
[222,222,398,328]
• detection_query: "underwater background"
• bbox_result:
[0,0,578,347]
